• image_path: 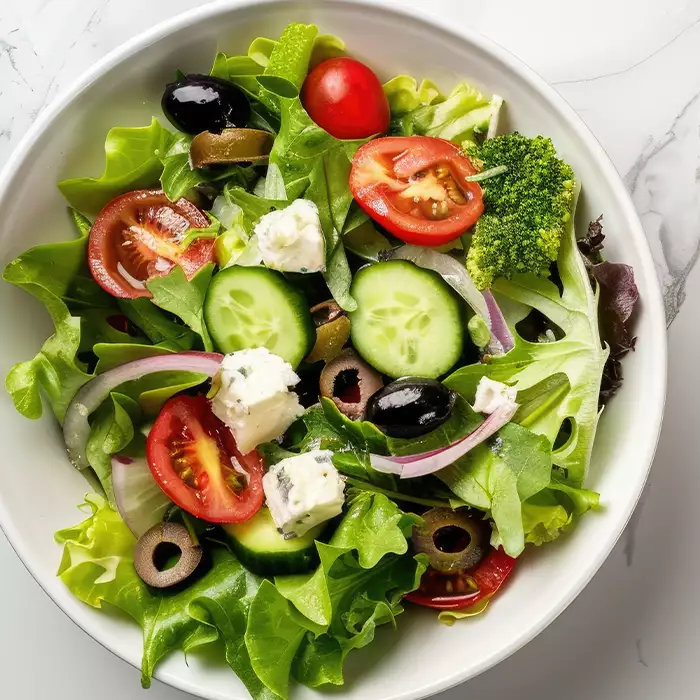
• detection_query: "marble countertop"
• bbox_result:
[1,0,698,698]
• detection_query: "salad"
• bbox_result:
[3,22,640,700]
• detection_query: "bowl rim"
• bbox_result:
[0,1,667,699]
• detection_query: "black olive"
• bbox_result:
[162,74,251,135]
[133,522,202,588]
[365,377,455,438]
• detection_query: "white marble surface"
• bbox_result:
[1,0,699,698]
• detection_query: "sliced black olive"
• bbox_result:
[133,522,202,588]
[320,348,383,419]
[412,508,488,573]
[190,128,274,168]
[365,377,455,438]
[306,300,351,364]
[162,74,250,135]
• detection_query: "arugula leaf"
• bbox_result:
[146,264,215,351]
[55,495,273,699]
[117,298,196,350]
[58,118,174,213]
[445,187,608,486]
[85,392,140,502]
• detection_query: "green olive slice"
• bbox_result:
[411,507,489,573]
[306,300,352,364]
[190,128,274,168]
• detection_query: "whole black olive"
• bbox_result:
[162,74,251,135]
[365,377,455,438]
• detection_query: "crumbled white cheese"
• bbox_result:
[254,199,326,273]
[210,348,305,454]
[472,377,517,414]
[263,450,345,538]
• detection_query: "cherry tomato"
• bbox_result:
[349,136,484,246]
[88,189,215,299]
[147,394,264,523]
[301,57,390,140]
[405,548,516,610]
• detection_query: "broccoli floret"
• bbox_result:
[466,133,575,289]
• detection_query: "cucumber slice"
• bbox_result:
[204,266,314,368]
[349,260,463,378]
[223,507,324,576]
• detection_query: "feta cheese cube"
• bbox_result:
[472,377,517,415]
[254,199,326,273]
[210,348,305,454]
[263,450,345,538]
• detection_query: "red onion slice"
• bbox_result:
[482,290,514,353]
[112,455,172,538]
[380,245,512,356]
[63,352,223,470]
[370,400,518,479]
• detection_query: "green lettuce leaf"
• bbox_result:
[328,490,419,568]
[58,118,175,213]
[383,75,444,116]
[244,493,425,698]
[2,212,104,420]
[444,186,609,486]
[117,298,196,350]
[85,392,140,502]
[399,82,500,142]
[146,264,215,351]
[55,495,273,699]
[492,480,600,548]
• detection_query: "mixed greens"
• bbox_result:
[4,21,639,700]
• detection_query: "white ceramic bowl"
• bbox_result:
[0,1,666,699]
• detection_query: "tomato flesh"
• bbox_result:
[302,57,390,140]
[88,189,215,299]
[405,548,516,610]
[147,394,264,523]
[349,136,484,246]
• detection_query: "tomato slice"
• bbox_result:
[88,189,215,299]
[405,548,516,610]
[147,394,264,523]
[349,136,484,246]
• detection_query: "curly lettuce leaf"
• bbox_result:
[390,81,501,142]
[445,186,608,487]
[211,25,340,118]
[55,495,273,699]
[244,493,425,698]
[58,118,174,214]
[2,213,105,420]
[383,75,444,116]
[491,480,600,548]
